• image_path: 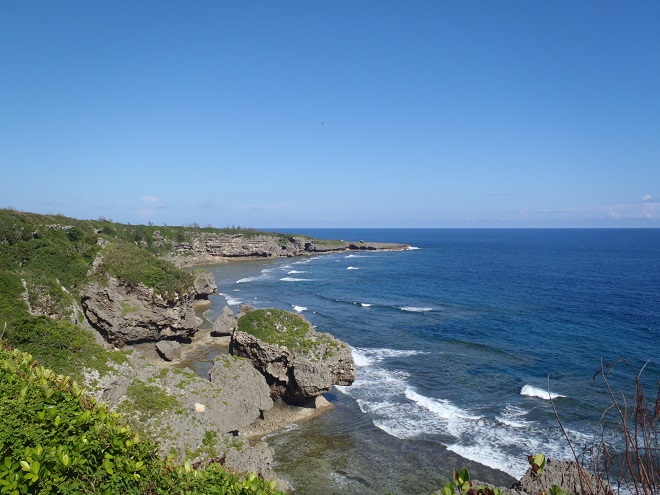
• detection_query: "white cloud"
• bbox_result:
[642,194,652,202]
[199,200,221,210]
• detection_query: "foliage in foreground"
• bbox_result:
[0,343,284,495]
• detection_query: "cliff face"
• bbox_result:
[81,271,217,346]
[169,232,409,265]
[81,276,200,346]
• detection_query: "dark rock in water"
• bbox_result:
[81,276,200,346]
[192,270,217,299]
[211,306,236,336]
[155,340,182,361]
[231,309,355,403]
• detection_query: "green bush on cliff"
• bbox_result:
[238,309,340,355]
[99,242,195,298]
[0,343,284,495]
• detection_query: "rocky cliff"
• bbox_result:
[169,232,409,265]
[230,307,356,403]
[82,270,217,346]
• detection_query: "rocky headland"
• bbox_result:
[166,231,410,266]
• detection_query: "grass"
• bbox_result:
[125,379,180,418]
[99,242,195,298]
[237,309,341,355]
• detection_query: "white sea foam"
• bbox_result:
[401,306,433,312]
[280,277,313,282]
[405,388,481,420]
[292,305,307,313]
[236,276,262,284]
[219,292,242,306]
[360,303,372,307]
[496,405,533,428]
[288,270,307,274]
[347,266,359,270]
[343,346,577,479]
[407,246,421,250]
[345,254,366,258]
[520,384,565,400]
[350,348,375,367]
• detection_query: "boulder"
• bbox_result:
[231,309,355,403]
[155,340,182,361]
[192,270,217,299]
[211,306,236,336]
[81,277,199,346]
[512,459,611,495]
[209,354,274,423]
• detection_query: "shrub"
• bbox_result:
[0,344,284,495]
[99,243,195,298]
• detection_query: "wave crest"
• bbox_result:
[520,385,565,400]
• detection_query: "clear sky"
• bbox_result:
[1,1,659,228]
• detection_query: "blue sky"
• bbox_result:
[1,1,659,228]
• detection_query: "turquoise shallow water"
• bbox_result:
[201,229,659,494]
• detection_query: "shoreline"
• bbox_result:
[133,299,340,442]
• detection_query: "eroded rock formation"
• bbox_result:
[230,309,356,403]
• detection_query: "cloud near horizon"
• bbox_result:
[139,195,166,221]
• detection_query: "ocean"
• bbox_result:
[200,229,660,495]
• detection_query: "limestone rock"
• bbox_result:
[155,340,182,361]
[81,277,199,346]
[209,354,274,423]
[211,306,236,336]
[512,459,611,495]
[237,304,255,319]
[84,350,279,481]
[192,270,217,299]
[230,309,355,403]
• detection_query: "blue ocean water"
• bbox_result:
[203,229,659,493]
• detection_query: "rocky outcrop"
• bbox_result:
[466,459,612,495]
[170,232,410,265]
[83,350,279,483]
[192,270,217,299]
[210,306,237,336]
[230,309,355,403]
[81,276,200,346]
[209,354,274,424]
[155,340,182,361]
[510,459,611,495]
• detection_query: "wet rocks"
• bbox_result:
[192,270,217,299]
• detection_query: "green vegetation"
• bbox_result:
[98,242,195,298]
[438,468,503,495]
[124,379,180,418]
[0,343,284,494]
[238,309,341,355]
